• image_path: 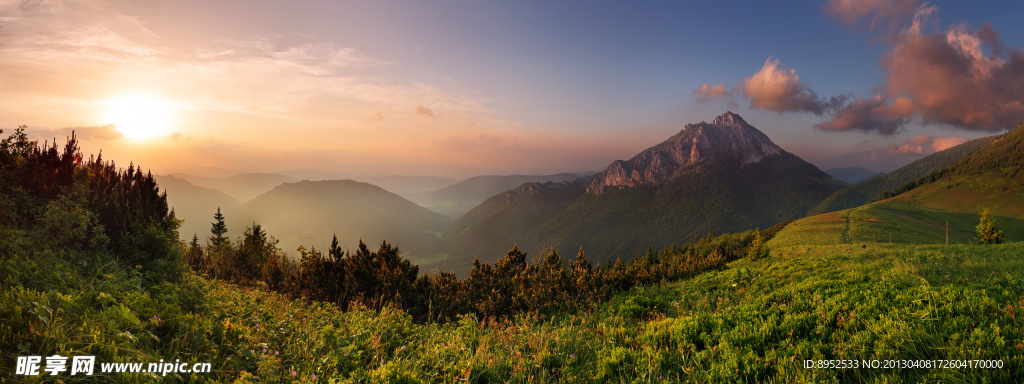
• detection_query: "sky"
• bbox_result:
[2,0,1023,178]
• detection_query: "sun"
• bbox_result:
[103,96,173,140]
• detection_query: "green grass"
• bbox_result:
[770,169,1024,249]
[6,230,1023,382]
[766,210,850,248]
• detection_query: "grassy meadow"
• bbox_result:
[5,233,1023,382]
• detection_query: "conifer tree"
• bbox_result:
[976,208,1005,244]
[185,234,204,270]
[747,229,769,260]
[209,207,228,247]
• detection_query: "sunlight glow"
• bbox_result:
[103,96,173,140]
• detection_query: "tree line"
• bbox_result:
[0,127,181,282]
[185,208,786,322]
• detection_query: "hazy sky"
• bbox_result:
[2,0,1022,177]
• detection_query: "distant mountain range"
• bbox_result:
[406,173,585,219]
[153,174,240,241]
[228,180,452,259]
[419,112,845,274]
[825,167,882,184]
[172,172,298,203]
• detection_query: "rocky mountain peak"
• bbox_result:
[587,112,785,194]
[711,111,746,127]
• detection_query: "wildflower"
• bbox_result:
[291,370,296,376]
[312,374,317,379]
[570,354,575,358]
[263,348,267,353]
[275,351,279,356]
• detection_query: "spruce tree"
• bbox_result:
[209,207,228,247]
[976,208,1005,244]
[747,229,769,260]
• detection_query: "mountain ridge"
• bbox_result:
[423,112,844,274]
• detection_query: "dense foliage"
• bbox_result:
[0,126,180,279]
[187,214,782,323]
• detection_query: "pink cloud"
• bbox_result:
[906,134,931,145]
[930,136,968,152]
[816,95,912,135]
[887,143,924,155]
[824,1,1024,133]
[823,0,922,35]
[416,104,434,118]
[693,82,731,100]
[740,58,846,115]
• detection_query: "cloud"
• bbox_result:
[704,1,1024,136]
[905,134,931,145]
[47,124,123,141]
[0,0,494,140]
[416,105,434,118]
[693,82,731,100]
[693,82,739,109]
[740,58,846,115]
[930,136,968,151]
[816,95,913,135]
[881,134,968,157]
[823,0,923,35]
[887,143,923,155]
[827,1,1024,132]
[883,21,1024,131]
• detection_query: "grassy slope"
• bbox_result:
[808,135,998,215]
[775,124,1024,248]
[8,240,1021,382]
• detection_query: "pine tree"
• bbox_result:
[976,208,1005,244]
[747,229,769,260]
[185,234,204,270]
[209,207,228,247]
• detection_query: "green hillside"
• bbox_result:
[809,135,998,215]
[773,124,1024,248]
